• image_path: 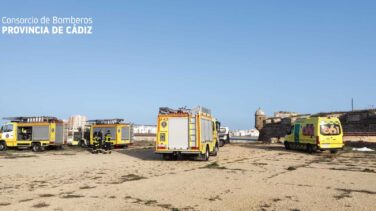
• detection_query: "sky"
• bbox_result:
[0,0,375,129]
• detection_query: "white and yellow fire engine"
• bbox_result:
[155,106,220,161]
[0,116,64,152]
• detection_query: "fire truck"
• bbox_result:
[155,106,220,161]
[0,116,64,152]
[82,119,133,148]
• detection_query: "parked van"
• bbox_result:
[155,106,220,161]
[284,116,344,153]
[219,127,230,147]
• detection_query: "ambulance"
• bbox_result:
[85,119,133,148]
[155,106,220,161]
[0,116,64,152]
[284,116,344,153]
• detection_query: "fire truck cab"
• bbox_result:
[0,116,64,152]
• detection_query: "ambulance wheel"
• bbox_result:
[284,142,290,150]
[0,141,7,151]
[330,149,337,154]
[307,144,314,154]
[31,143,42,152]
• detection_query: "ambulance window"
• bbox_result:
[320,124,341,135]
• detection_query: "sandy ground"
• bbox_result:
[0,143,375,211]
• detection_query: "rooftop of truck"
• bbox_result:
[3,116,63,123]
[87,119,131,126]
[158,106,212,117]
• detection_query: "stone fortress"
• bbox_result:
[255,108,376,145]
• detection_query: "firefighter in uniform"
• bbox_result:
[104,130,112,152]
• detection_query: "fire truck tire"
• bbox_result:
[31,143,42,152]
[79,140,86,148]
[202,146,209,161]
[0,141,7,151]
[211,143,219,156]
[162,154,172,160]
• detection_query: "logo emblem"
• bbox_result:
[161,121,167,128]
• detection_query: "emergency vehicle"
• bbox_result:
[0,116,64,152]
[219,127,230,147]
[155,106,220,161]
[284,116,344,153]
[84,119,133,148]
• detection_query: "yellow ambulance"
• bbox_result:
[155,106,220,161]
[284,116,344,153]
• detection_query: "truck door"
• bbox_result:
[2,124,16,146]
[294,124,300,143]
[55,124,64,145]
[168,117,189,150]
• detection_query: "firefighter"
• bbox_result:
[97,130,103,146]
[104,130,112,151]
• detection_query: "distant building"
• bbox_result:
[133,125,157,135]
[231,129,259,137]
[67,115,87,130]
[255,108,266,131]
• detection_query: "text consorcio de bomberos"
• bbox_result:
[1,16,93,35]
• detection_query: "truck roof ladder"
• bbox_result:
[87,119,124,125]
[3,116,59,123]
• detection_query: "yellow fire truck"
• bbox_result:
[155,106,220,161]
[84,119,133,148]
[0,116,64,152]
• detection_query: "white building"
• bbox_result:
[231,129,259,137]
[133,125,157,134]
[67,115,87,130]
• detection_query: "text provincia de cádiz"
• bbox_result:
[1,16,93,35]
[2,25,93,34]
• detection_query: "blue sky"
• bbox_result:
[0,0,375,129]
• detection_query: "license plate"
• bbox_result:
[322,144,330,148]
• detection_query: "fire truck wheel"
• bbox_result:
[79,140,86,148]
[162,154,172,160]
[32,143,42,152]
[211,144,219,156]
[202,146,209,161]
[0,141,7,151]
